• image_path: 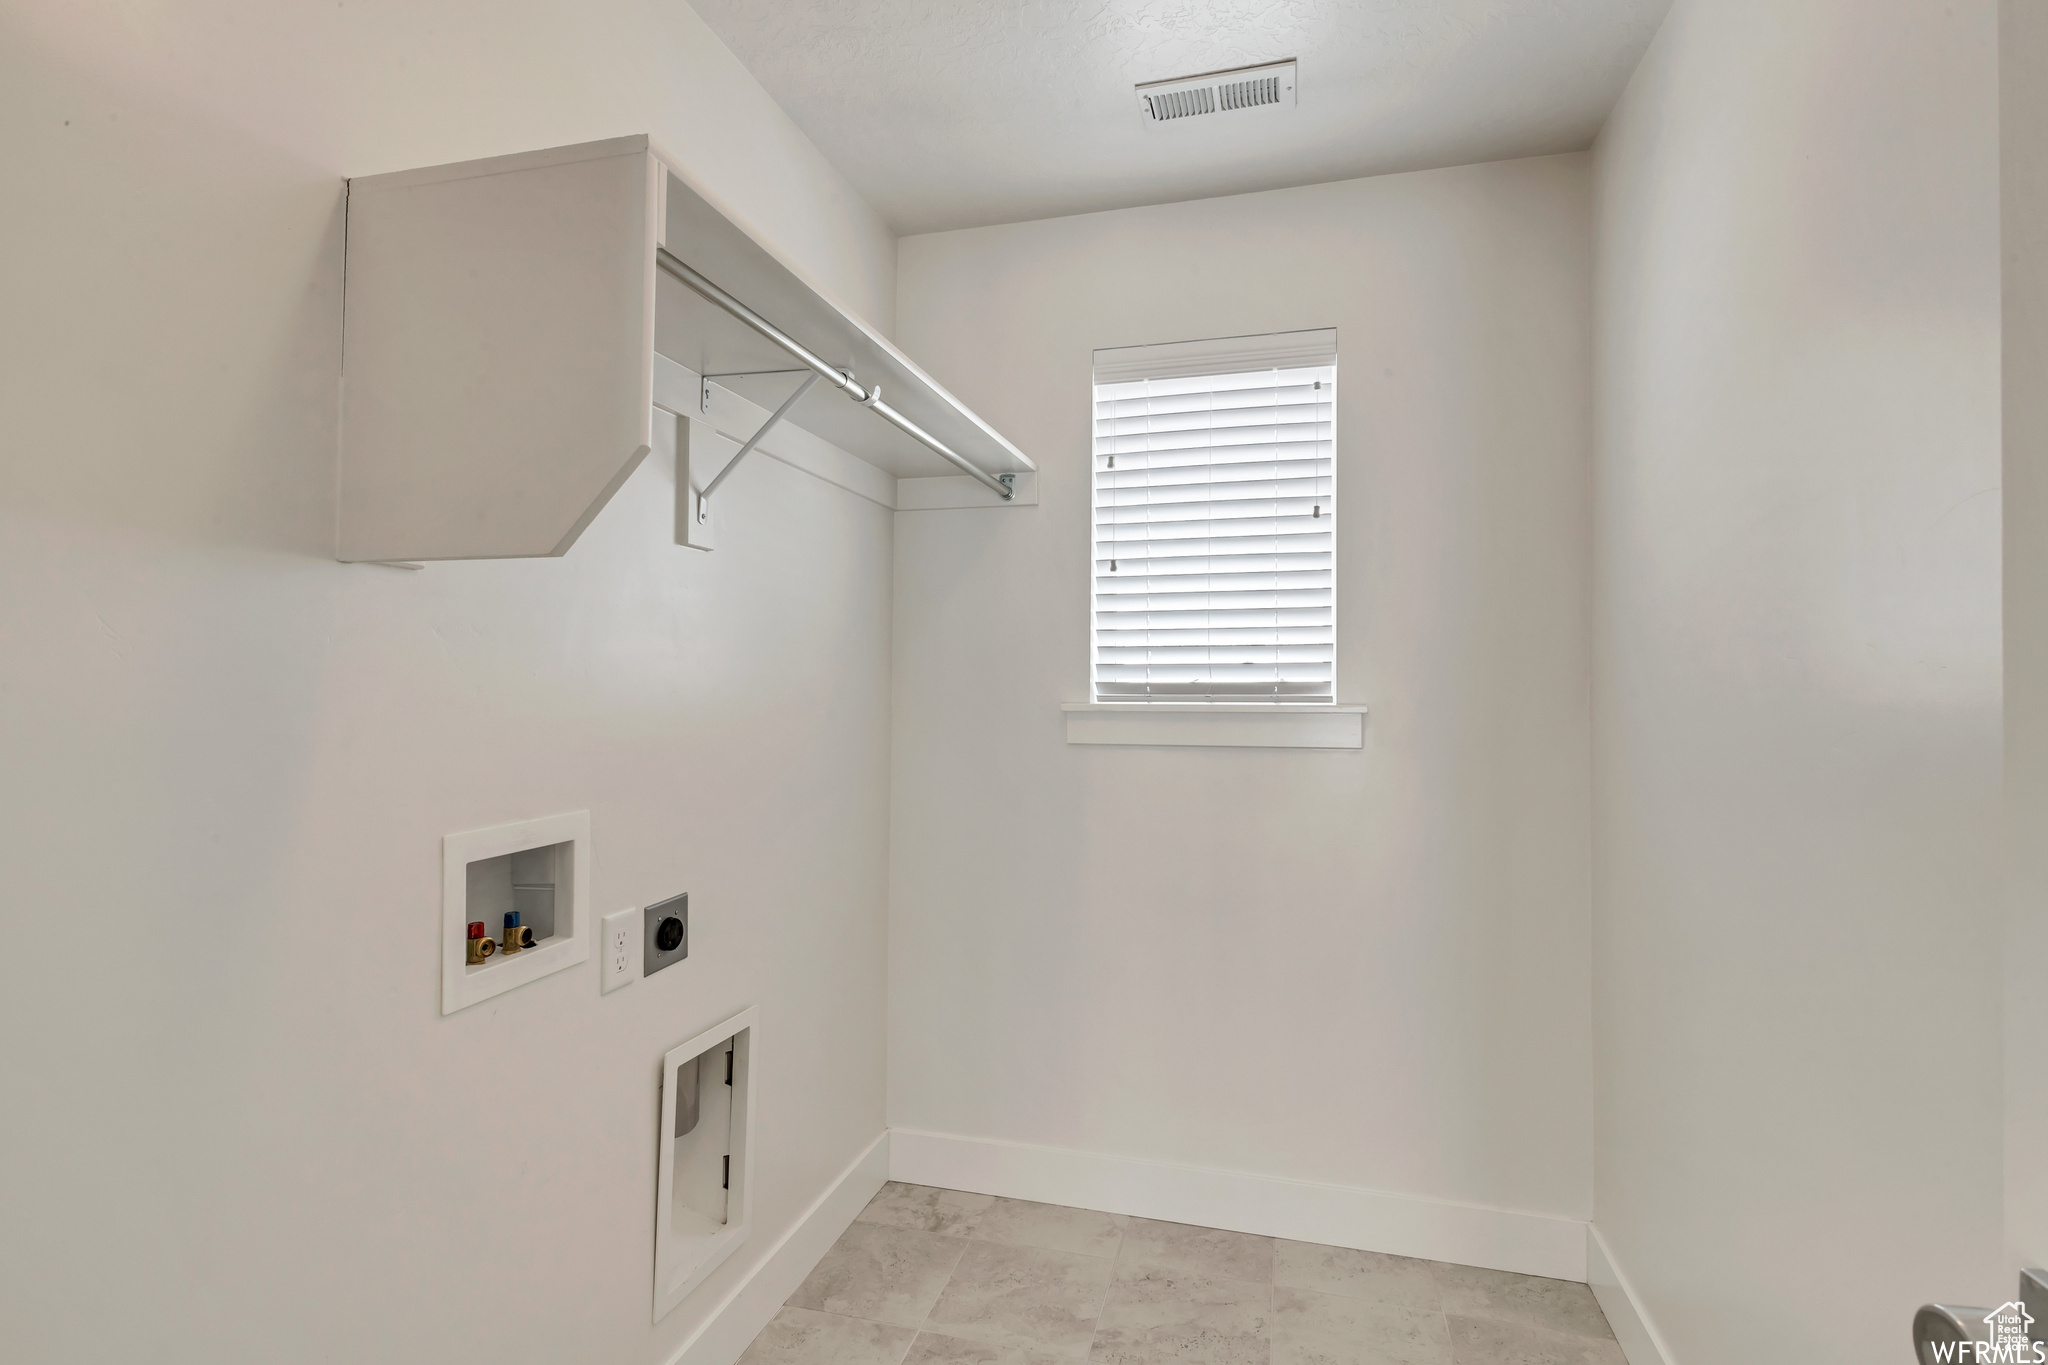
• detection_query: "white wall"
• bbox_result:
[1591,1,2005,1360]
[889,157,1596,1246]
[2006,0,2048,1284]
[0,3,896,1362]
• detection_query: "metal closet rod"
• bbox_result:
[656,247,1013,500]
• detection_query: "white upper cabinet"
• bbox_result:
[337,136,1032,563]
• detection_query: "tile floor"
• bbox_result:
[738,1182,1625,1365]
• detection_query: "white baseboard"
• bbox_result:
[1587,1224,1677,1365]
[889,1128,1586,1283]
[653,1127,1609,1365]
[664,1130,890,1365]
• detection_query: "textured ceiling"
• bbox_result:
[690,0,1671,235]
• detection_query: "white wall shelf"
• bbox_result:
[338,136,1034,562]
[1061,704,1367,749]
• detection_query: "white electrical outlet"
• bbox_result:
[601,907,638,993]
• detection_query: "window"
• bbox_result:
[1091,329,1337,703]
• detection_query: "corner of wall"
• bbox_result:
[1587,1225,1678,1365]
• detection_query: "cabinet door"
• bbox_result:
[340,137,658,560]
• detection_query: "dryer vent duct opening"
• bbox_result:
[1137,60,1297,125]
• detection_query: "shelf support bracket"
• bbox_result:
[699,372,820,505]
[656,248,1015,501]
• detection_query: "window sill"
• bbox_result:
[1060,703,1367,750]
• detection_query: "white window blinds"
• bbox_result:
[1092,329,1337,703]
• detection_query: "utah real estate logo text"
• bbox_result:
[1928,1302,2043,1363]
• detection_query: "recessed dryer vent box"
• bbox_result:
[654,1007,755,1321]
[441,811,590,1015]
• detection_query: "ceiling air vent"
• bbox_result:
[1136,60,1297,126]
